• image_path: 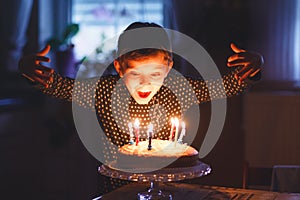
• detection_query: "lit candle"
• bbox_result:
[169,118,175,141]
[147,123,153,150]
[128,122,134,144]
[134,118,140,146]
[174,118,179,146]
[178,121,186,143]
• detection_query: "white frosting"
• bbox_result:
[119,139,198,157]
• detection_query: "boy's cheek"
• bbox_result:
[125,80,139,92]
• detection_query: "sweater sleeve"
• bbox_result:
[187,69,250,104]
[38,72,114,110]
[164,69,254,112]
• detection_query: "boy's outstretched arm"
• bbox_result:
[179,43,264,106]
[18,45,105,110]
[18,44,54,88]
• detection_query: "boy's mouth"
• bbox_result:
[137,91,151,98]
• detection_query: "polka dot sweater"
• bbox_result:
[40,69,249,194]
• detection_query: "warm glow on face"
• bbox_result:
[120,53,172,104]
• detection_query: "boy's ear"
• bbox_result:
[165,60,173,76]
[114,60,123,77]
[168,60,173,69]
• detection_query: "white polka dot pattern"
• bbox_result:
[41,69,249,193]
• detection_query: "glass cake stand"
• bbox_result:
[99,160,211,200]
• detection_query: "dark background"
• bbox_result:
[0,0,299,199]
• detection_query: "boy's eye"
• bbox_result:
[151,72,161,77]
[129,71,139,76]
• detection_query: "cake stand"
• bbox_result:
[99,160,211,200]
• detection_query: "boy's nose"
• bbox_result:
[139,75,151,85]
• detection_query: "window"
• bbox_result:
[294,0,300,81]
[263,1,300,83]
[72,0,164,59]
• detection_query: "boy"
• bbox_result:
[19,22,263,193]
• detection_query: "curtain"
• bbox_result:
[163,0,249,76]
[294,0,300,81]
[0,0,33,73]
[265,0,299,81]
[165,0,300,83]
[39,0,72,47]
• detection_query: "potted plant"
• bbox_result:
[47,23,80,78]
[47,23,79,51]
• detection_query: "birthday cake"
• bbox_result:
[116,139,199,169]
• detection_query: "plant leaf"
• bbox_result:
[47,38,62,50]
[62,23,79,44]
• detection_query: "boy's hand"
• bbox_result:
[227,43,263,84]
[18,44,54,88]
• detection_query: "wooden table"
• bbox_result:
[94,183,300,200]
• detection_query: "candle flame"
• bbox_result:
[134,118,140,128]
[174,117,179,127]
[181,121,185,129]
[174,117,179,146]
[171,117,174,124]
[148,123,153,132]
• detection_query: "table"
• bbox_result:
[271,165,300,193]
[94,183,300,200]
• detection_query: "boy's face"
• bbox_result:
[114,53,173,104]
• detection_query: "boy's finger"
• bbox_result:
[35,69,54,82]
[227,54,240,62]
[227,54,246,63]
[35,68,54,77]
[249,68,261,77]
[236,65,251,76]
[37,44,51,56]
[35,55,50,62]
[36,64,54,74]
[34,76,49,88]
[239,68,254,83]
[230,43,246,53]
[22,73,36,82]
[235,67,253,80]
[227,61,249,67]
[35,56,50,65]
